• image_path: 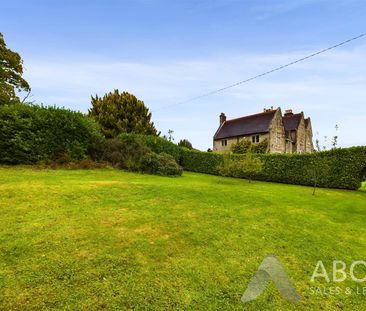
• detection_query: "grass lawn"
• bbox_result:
[1,167,366,310]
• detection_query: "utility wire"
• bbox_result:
[155,32,366,112]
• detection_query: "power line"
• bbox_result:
[155,32,366,112]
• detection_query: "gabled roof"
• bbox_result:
[283,113,302,131]
[214,109,277,140]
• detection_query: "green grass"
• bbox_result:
[1,167,366,310]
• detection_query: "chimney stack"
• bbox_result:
[219,112,226,125]
[284,109,293,116]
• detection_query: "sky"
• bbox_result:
[1,0,366,150]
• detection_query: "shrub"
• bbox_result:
[89,137,150,170]
[251,139,269,154]
[140,152,183,176]
[0,104,101,164]
[181,147,366,190]
[231,138,268,154]
[231,139,251,154]
[89,136,182,176]
[118,133,183,163]
[217,153,234,177]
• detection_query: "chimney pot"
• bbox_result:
[285,109,293,116]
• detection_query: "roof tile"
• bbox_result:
[214,110,277,139]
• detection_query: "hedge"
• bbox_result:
[180,147,366,190]
[0,104,101,164]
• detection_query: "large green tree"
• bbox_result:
[89,89,159,138]
[0,32,30,105]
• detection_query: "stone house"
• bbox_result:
[213,107,313,153]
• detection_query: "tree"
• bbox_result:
[178,139,193,149]
[89,90,159,138]
[0,32,31,105]
[315,131,321,152]
[167,129,174,142]
[331,124,339,149]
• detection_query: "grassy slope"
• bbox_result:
[0,167,366,310]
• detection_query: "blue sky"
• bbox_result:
[1,0,366,150]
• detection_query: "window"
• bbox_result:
[221,139,227,147]
[252,135,260,143]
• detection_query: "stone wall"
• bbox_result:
[213,133,268,152]
[268,109,286,153]
[213,137,238,152]
[296,116,306,153]
[305,122,313,153]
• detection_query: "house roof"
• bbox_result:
[283,113,302,131]
[214,109,277,140]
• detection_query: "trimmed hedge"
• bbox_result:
[181,147,366,190]
[0,104,101,164]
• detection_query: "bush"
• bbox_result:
[89,137,150,170]
[0,104,101,164]
[118,133,183,163]
[89,136,183,176]
[181,147,366,190]
[231,140,251,154]
[140,152,183,176]
[251,139,269,154]
[231,138,268,154]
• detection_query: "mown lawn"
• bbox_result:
[0,167,366,310]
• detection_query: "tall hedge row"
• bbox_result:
[1,106,365,190]
[180,147,366,190]
[0,104,101,164]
